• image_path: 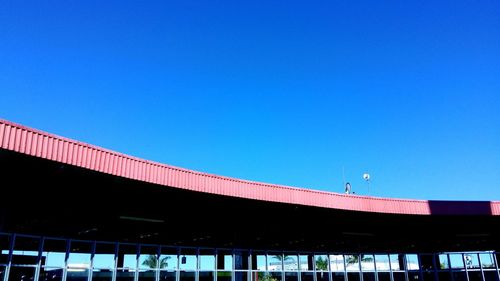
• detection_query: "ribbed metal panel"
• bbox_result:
[1,118,498,216]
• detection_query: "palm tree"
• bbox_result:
[142,255,171,269]
[272,255,293,262]
[345,255,373,265]
[315,256,328,271]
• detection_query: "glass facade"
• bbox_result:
[1,233,499,281]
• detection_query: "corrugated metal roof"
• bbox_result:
[1,118,498,216]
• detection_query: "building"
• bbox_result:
[1,119,499,281]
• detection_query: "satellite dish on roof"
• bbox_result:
[363,173,370,181]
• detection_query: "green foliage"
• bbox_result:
[142,255,171,269]
[315,256,328,271]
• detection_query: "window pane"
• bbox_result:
[1,234,11,264]
[452,271,467,281]
[179,249,196,271]
[483,270,498,281]
[138,270,156,281]
[12,236,40,265]
[300,255,314,271]
[42,239,67,268]
[1,265,6,281]
[268,254,282,271]
[8,266,36,281]
[118,244,137,269]
[200,249,215,271]
[94,243,116,269]
[268,272,281,281]
[285,272,298,281]
[284,255,298,271]
[160,247,177,271]
[315,255,328,272]
[92,268,113,281]
[159,271,176,281]
[345,255,359,271]
[40,267,64,281]
[68,241,92,269]
[236,272,248,281]
[218,271,232,281]
[360,255,375,271]
[252,252,266,271]
[116,269,135,281]
[301,272,314,281]
[406,254,420,270]
[330,255,344,272]
[449,254,465,269]
[390,255,403,271]
[67,269,90,281]
[468,270,482,281]
[393,272,405,281]
[332,272,345,281]
[217,250,232,271]
[347,272,360,281]
[316,272,328,281]
[139,246,159,270]
[463,254,480,269]
[480,253,496,269]
[437,254,449,270]
[235,250,250,270]
[375,255,390,271]
[419,255,436,271]
[200,271,215,281]
[378,272,391,281]
[438,272,452,281]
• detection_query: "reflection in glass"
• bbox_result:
[235,251,249,270]
[285,272,298,281]
[315,255,328,272]
[68,241,92,270]
[467,270,482,281]
[393,272,406,281]
[301,272,314,281]
[268,272,281,281]
[452,271,467,281]
[93,243,115,281]
[159,271,176,281]
[67,270,90,281]
[160,247,178,270]
[345,255,359,272]
[378,272,391,281]
[483,270,498,281]
[218,271,232,281]
[438,272,452,281]
[217,251,233,271]
[316,271,328,281]
[449,254,465,269]
[235,271,248,281]
[39,267,64,281]
[423,271,437,281]
[283,255,298,271]
[375,255,390,271]
[347,272,360,281]
[300,255,314,271]
[118,244,137,270]
[268,254,282,271]
[92,268,113,281]
[437,255,449,270]
[138,270,156,281]
[479,253,496,269]
[390,255,403,271]
[116,269,135,281]
[139,246,159,270]
[332,272,345,281]
[330,255,344,273]
[12,236,40,265]
[252,252,266,271]
[199,271,215,281]
[8,266,36,281]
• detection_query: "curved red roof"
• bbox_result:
[1,118,498,216]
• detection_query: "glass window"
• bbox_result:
[479,253,496,269]
[93,243,116,269]
[345,255,359,271]
[316,271,328,281]
[139,245,160,270]
[12,236,40,265]
[329,255,344,272]
[300,255,314,271]
[301,272,314,281]
[332,272,345,281]
[42,239,67,268]
[378,272,391,281]
[39,267,64,281]
[200,271,215,281]
[437,254,449,270]
[217,250,233,271]
[68,241,92,269]
[286,272,298,281]
[118,244,138,269]
[284,254,298,271]
[449,254,465,269]
[267,253,282,271]
[315,255,328,272]
[390,254,403,271]
[179,249,196,271]
[252,252,266,271]
[217,271,232,281]
[235,250,250,270]
[8,266,37,281]
[159,247,177,270]
[200,249,215,271]
[236,272,248,281]
[139,269,156,281]
[1,265,6,281]
[438,272,452,281]
[268,272,282,281]
[463,254,480,269]
[1,234,11,264]
[159,271,176,281]
[360,254,375,271]
[406,254,420,270]
[375,255,390,271]
[419,254,436,271]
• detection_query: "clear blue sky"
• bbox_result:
[1,1,499,201]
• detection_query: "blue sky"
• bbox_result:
[1,1,499,201]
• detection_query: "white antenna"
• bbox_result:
[363,172,371,195]
[344,182,352,194]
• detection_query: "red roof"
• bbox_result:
[1,118,498,215]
